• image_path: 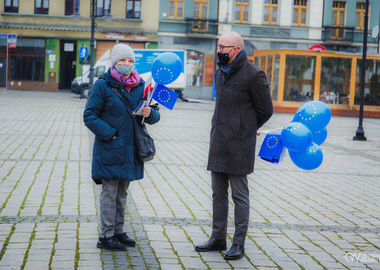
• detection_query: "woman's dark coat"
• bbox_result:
[83,70,160,184]
[207,53,273,175]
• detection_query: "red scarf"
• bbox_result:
[110,67,141,92]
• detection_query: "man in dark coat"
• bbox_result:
[195,32,273,260]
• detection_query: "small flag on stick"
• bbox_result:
[151,84,179,110]
[143,75,153,99]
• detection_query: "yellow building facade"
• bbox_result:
[0,0,159,91]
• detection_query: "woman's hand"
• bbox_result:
[142,106,151,118]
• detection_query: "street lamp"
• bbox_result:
[72,0,113,92]
[89,0,96,90]
[353,0,369,141]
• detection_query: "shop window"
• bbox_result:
[35,0,49,14]
[355,2,368,30]
[235,0,249,23]
[331,1,346,39]
[355,59,380,106]
[284,55,316,102]
[97,0,111,17]
[127,0,141,19]
[9,39,45,82]
[266,55,273,93]
[293,0,307,26]
[187,50,204,87]
[264,0,278,25]
[168,0,184,19]
[4,0,19,13]
[272,54,280,101]
[320,57,351,104]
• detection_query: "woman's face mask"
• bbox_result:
[115,64,134,76]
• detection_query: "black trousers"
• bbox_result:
[210,171,249,245]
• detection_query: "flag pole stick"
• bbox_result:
[141,84,158,124]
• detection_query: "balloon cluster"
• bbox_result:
[281,101,331,170]
[151,52,182,85]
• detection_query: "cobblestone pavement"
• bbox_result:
[0,90,379,270]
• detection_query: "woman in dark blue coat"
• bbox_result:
[83,44,160,251]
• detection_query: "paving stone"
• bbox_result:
[0,91,380,269]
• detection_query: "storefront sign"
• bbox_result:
[64,43,74,52]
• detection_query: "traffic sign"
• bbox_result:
[79,46,88,59]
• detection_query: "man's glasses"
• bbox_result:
[217,45,235,52]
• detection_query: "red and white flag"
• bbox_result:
[143,75,153,98]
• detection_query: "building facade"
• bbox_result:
[158,0,219,99]
[0,0,159,91]
[322,0,379,54]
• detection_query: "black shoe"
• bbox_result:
[195,237,227,252]
[97,236,126,251]
[224,244,245,260]
[115,233,136,247]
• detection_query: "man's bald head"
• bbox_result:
[219,32,244,52]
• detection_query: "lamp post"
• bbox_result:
[89,0,96,90]
[353,0,369,141]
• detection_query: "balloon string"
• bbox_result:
[259,128,282,134]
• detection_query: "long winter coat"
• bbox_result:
[207,52,273,175]
[83,70,160,184]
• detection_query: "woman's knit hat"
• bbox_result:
[111,43,135,66]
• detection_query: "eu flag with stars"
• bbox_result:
[152,84,179,110]
[258,133,284,163]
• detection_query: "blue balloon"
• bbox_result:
[281,122,313,152]
[292,101,332,132]
[288,143,323,170]
[312,128,327,145]
[151,52,182,85]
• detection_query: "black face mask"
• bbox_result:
[217,52,230,65]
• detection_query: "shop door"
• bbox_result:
[59,40,77,89]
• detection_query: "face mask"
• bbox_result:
[217,52,230,65]
[115,64,133,76]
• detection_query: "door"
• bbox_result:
[59,40,77,89]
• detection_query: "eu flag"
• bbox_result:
[152,84,179,110]
[258,133,284,163]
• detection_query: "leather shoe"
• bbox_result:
[195,237,227,252]
[224,244,245,260]
[97,236,126,251]
[115,233,136,247]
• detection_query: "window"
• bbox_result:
[127,0,141,19]
[65,0,79,15]
[193,0,208,32]
[355,2,368,30]
[284,55,316,102]
[331,1,346,39]
[235,0,249,23]
[9,39,45,82]
[264,0,278,25]
[97,0,111,17]
[35,0,49,14]
[168,0,183,19]
[4,0,19,13]
[293,0,307,26]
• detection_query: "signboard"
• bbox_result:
[79,46,88,59]
[79,46,89,64]
[7,34,17,48]
[64,43,74,52]
[133,50,186,89]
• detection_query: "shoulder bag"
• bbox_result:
[112,88,156,162]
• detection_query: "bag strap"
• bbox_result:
[111,88,135,119]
